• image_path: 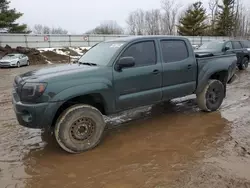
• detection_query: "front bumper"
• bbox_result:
[12,92,49,129]
[0,63,16,67]
[12,90,63,129]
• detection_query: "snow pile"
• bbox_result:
[38,47,89,56]
[37,47,90,64]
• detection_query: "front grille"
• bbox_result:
[0,62,10,65]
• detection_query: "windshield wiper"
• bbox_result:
[78,61,97,66]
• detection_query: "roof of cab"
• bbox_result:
[104,35,188,42]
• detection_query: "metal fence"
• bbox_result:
[0,33,248,48]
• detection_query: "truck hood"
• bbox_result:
[18,64,100,81]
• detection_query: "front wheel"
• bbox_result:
[196,79,225,112]
[26,60,30,66]
[16,61,20,68]
[54,104,106,154]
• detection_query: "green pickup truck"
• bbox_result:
[12,36,237,153]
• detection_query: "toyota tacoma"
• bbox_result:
[12,36,237,153]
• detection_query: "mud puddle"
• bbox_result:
[0,66,250,188]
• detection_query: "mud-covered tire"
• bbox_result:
[54,104,106,154]
[196,79,225,112]
[238,57,249,70]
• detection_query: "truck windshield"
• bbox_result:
[78,41,125,66]
[198,41,224,50]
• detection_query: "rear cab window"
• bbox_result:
[160,40,189,63]
[121,40,156,67]
[240,40,250,48]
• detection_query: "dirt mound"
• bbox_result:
[81,48,88,54]
[59,48,80,56]
[41,51,70,63]
[0,45,71,65]
[0,45,47,65]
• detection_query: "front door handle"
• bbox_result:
[152,69,160,74]
[187,64,192,69]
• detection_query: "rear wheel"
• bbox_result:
[196,79,225,112]
[54,104,106,154]
[238,57,249,70]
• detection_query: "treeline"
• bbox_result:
[1,0,249,37]
[87,0,250,37]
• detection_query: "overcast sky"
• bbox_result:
[10,0,249,34]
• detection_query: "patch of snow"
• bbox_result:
[37,48,55,52]
[79,47,91,50]
[54,49,68,56]
[68,47,83,55]
[45,60,53,64]
[37,47,90,57]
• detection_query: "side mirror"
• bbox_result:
[224,46,230,51]
[115,57,135,71]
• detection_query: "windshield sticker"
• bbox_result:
[110,43,124,48]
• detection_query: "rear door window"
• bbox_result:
[232,41,243,49]
[160,40,189,63]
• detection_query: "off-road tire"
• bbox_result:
[196,79,225,112]
[238,57,249,70]
[54,104,106,154]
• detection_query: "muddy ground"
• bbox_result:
[0,65,250,188]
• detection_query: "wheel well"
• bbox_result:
[244,55,249,60]
[51,93,106,128]
[209,71,228,85]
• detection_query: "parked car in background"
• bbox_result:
[0,53,30,68]
[195,40,250,70]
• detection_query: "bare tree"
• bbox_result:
[51,27,68,34]
[208,0,219,34]
[126,9,146,35]
[126,12,137,35]
[86,20,124,34]
[161,0,182,35]
[33,24,43,34]
[231,0,249,37]
[43,26,51,34]
[145,9,161,35]
[33,24,68,34]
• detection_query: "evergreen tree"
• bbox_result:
[177,1,208,36]
[214,0,235,36]
[0,0,29,33]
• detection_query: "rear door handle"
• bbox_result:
[152,69,160,74]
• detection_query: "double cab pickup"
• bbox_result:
[12,36,237,153]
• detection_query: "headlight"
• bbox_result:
[21,82,47,102]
